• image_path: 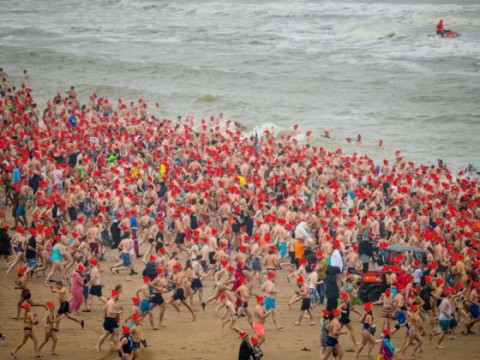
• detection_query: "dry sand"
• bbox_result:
[0,250,479,360]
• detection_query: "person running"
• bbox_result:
[320,309,331,357]
[168,263,196,321]
[11,302,40,359]
[49,278,84,330]
[149,267,168,328]
[373,288,395,330]
[356,302,377,357]
[136,276,155,328]
[252,296,273,346]
[398,305,423,359]
[433,287,454,349]
[293,276,315,326]
[378,328,395,360]
[234,276,254,328]
[14,266,42,319]
[260,271,284,330]
[321,308,346,360]
[85,258,107,311]
[220,293,241,332]
[466,281,480,333]
[95,290,121,352]
[338,292,361,347]
[117,325,134,360]
[38,302,58,356]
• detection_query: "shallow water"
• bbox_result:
[1,0,479,169]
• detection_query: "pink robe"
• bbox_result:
[69,271,84,312]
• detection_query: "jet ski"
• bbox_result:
[441,29,460,38]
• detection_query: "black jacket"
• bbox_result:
[325,265,341,298]
[359,239,373,257]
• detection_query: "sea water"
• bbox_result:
[1,0,479,169]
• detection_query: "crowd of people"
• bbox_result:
[0,68,479,360]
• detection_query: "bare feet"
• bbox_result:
[95,345,101,353]
[294,321,300,326]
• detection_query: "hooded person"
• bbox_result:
[325,265,341,311]
[238,330,255,360]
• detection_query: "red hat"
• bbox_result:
[425,275,432,283]
[239,331,248,339]
[457,283,465,291]
[341,292,348,299]
[46,301,55,309]
[89,258,98,266]
[383,328,391,336]
[322,309,330,317]
[364,302,372,312]
[143,276,150,283]
[219,293,227,301]
[251,337,260,346]
[111,290,120,298]
[256,296,264,303]
[436,278,444,286]
[385,289,391,296]
[21,302,31,310]
[122,325,130,334]
[316,251,324,258]
[173,264,181,271]
[332,309,341,317]
[156,267,164,275]
[472,281,480,288]
[18,267,26,274]
[299,258,308,266]
[132,314,140,322]
[149,254,156,262]
[227,265,235,273]
[132,297,140,304]
[443,287,453,296]
[267,272,276,279]
[296,276,304,283]
[410,305,419,312]
[77,263,86,272]
[220,260,228,267]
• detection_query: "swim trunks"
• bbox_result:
[58,301,70,315]
[301,298,311,311]
[103,316,118,332]
[326,336,338,347]
[191,278,203,291]
[264,297,276,311]
[151,293,164,305]
[253,322,265,336]
[139,299,151,313]
[89,285,102,297]
[172,288,186,301]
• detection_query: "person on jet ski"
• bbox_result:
[436,19,445,36]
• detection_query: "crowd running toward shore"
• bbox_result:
[0,68,479,360]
